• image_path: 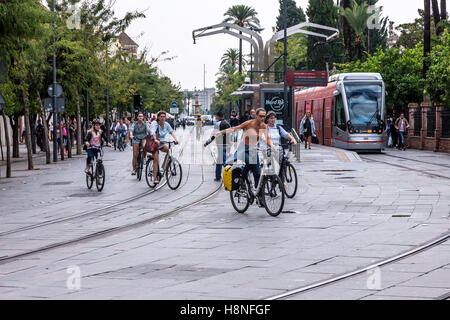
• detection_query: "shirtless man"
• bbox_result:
[214,108,274,187]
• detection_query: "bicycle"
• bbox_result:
[279,142,298,199]
[135,140,145,181]
[145,141,182,190]
[86,146,106,192]
[117,133,126,151]
[229,146,285,217]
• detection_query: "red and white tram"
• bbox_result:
[294,73,386,152]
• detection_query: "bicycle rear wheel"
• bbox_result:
[230,179,250,214]
[145,157,157,188]
[166,158,182,190]
[86,165,94,189]
[96,163,105,192]
[261,175,285,217]
[281,162,298,199]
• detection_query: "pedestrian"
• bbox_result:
[395,113,410,151]
[61,120,68,154]
[386,115,393,148]
[229,110,240,143]
[209,111,230,182]
[49,122,53,142]
[299,111,316,150]
[35,119,44,151]
[71,118,77,146]
[249,109,256,120]
[20,120,26,144]
[240,111,250,124]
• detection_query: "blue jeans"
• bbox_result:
[87,148,100,166]
[216,146,227,180]
[241,145,261,188]
[398,131,405,148]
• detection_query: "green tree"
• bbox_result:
[220,48,240,69]
[306,0,345,70]
[425,29,450,104]
[337,44,424,114]
[275,0,306,32]
[0,0,51,171]
[340,1,372,60]
[223,5,261,75]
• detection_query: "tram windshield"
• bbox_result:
[345,84,382,126]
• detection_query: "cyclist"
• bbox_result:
[150,110,180,184]
[194,115,204,140]
[84,119,111,174]
[127,118,135,147]
[229,110,240,143]
[265,111,297,172]
[129,112,150,175]
[115,119,128,149]
[213,108,275,195]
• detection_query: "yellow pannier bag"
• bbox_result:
[223,165,243,191]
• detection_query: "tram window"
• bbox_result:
[335,95,346,131]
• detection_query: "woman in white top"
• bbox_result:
[150,111,180,184]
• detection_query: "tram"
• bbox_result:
[294,73,386,152]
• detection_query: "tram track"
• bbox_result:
[266,231,450,300]
[360,155,450,180]
[0,127,204,238]
[266,151,450,300]
[0,128,221,265]
[379,153,450,169]
[0,175,222,265]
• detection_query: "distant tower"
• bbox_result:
[193,90,202,115]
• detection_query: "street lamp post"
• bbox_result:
[52,0,58,163]
[283,0,289,128]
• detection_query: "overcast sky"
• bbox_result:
[110,0,425,91]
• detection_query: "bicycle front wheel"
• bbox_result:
[261,175,285,217]
[86,166,94,189]
[282,163,298,199]
[96,163,105,192]
[166,158,182,190]
[145,158,157,189]
[230,179,250,214]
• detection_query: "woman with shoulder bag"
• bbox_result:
[299,111,316,150]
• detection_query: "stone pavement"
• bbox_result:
[0,133,449,300]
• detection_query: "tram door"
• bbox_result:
[333,94,348,149]
[323,97,333,146]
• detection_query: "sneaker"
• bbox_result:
[131,170,136,176]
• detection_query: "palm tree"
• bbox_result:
[220,48,240,69]
[340,1,371,61]
[340,0,352,61]
[424,0,431,79]
[223,5,260,74]
[184,91,194,116]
